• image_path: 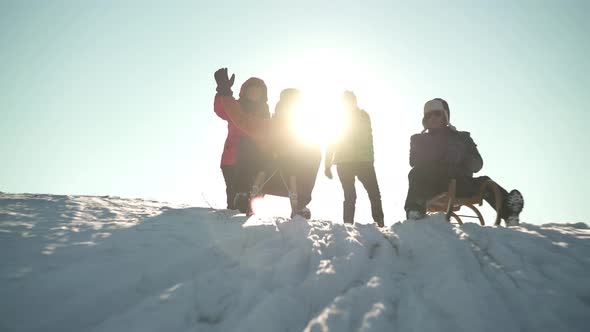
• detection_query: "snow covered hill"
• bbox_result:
[1,192,589,332]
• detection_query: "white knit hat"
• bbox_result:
[422,98,453,130]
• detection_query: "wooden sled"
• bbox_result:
[425,179,503,226]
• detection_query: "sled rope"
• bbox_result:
[279,171,290,192]
[258,168,280,191]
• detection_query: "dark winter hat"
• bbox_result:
[422,98,451,129]
[239,77,268,102]
[279,88,301,101]
[274,88,301,117]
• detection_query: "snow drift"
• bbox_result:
[1,192,589,332]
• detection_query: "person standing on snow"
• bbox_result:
[214,68,270,211]
[404,98,524,225]
[253,88,321,218]
[214,68,319,218]
[324,91,385,227]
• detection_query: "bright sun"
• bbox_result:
[242,48,385,218]
[290,92,346,147]
[265,48,373,148]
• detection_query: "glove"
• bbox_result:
[214,67,235,96]
[324,167,333,179]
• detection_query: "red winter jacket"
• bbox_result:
[214,77,268,166]
[220,94,322,163]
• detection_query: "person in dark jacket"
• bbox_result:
[404,98,524,226]
[252,88,322,219]
[324,91,384,227]
[214,68,270,211]
[261,88,321,218]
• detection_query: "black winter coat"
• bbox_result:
[327,108,375,164]
[409,127,483,177]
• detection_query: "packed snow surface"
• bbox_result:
[1,192,589,332]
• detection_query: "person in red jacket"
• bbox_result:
[214,68,270,210]
[215,68,320,218]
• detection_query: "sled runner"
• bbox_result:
[425,179,503,226]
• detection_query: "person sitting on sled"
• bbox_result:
[213,68,270,210]
[404,98,524,225]
[214,68,320,218]
[324,91,385,227]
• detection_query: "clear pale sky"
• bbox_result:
[1,0,589,225]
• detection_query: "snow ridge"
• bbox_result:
[1,193,589,332]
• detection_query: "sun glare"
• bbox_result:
[264,48,380,148]
[249,196,269,217]
[291,93,346,147]
[250,196,286,217]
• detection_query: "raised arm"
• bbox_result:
[213,67,236,120]
[215,68,277,149]
[219,95,268,143]
[214,96,228,120]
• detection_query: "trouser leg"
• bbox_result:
[337,163,357,224]
[404,166,449,214]
[234,138,264,194]
[295,151,321,210]
[470,176,510,219]
[221,165,236,209]
[357,162,384,223]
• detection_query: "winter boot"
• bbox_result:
[406,210,425,220]
[505,189,524,226]
[374,217,385,228]
[227,193,237,210]
[233,192,251,214]
[299,207,311,219]
[370,199,384,227]
[291,206,311,219]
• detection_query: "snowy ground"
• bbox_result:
[1,192,589,332]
